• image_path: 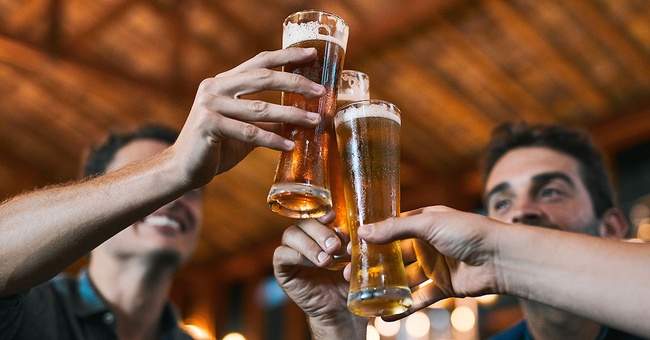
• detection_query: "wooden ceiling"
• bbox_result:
[2,0,650,269]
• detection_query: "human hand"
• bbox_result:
[171,47,325,188]
[273,212,367,336]
[353,206,503,319]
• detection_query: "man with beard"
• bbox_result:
[274,122,648,339]
[0,47,325,339]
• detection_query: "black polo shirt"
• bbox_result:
[0,269,192,340]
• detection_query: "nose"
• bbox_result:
[510,200,543,226]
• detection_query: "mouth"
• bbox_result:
[142,215,186,234]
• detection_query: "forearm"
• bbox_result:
[496,225,650,337]
[0,150,189,296]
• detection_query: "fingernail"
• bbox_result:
[312,83,325,94]
[325,237,338,248]
[358,224,372,233]
[317,252,329,263]
[283,139,295,150]
[306,112,320,122]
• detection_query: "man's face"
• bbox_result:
[96,139,203,266]
[484,147,600,236]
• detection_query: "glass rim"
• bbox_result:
[282,9,349,50]
[341,69,369,79]
[336,99,400,114]
[284,9,348,27]
[334,99,402,126]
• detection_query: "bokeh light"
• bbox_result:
[222,332,246,340]
[475,294,499,306]
[450,306,475,332]
[366,324,380,340]
[405,311,430,338]
[375,317,400,337]
[182,325,213,340]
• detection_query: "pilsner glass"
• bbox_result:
[267,10,349,219]
[334,100,412,316]
[326,70,370,270]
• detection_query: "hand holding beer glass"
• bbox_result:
[335,100,413,316]
[267,10,349,219]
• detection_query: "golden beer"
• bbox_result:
[326,70,370,270]
[268,11,349,219]
[335,100,412,316]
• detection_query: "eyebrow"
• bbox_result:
[485,182,510,204]
[484,171,576,204]
[531,172,575,189]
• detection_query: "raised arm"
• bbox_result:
[356,206,650,337]
[0,48,324,297]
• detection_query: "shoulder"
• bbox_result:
[0,273,76,338]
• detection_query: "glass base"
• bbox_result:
[267,183,331,219]
[347,287,412,317]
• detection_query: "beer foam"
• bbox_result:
[335,103,401,126]
[283,21,348,51]
[337,93,368,103]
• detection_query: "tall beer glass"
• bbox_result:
[335,100,412,316]
[267,10,349,219]
[326,70,370,270]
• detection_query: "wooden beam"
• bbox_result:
[589,105,650,154]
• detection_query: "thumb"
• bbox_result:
[357,212,435,244]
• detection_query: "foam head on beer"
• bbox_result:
[283,17,349,51]
[335,102,402,127]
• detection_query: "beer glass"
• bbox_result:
[326,70,370,270]
[267,10,349,219]
[335,100,412,316]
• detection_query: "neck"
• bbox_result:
[88,253,179,340]
[521,300,602,340]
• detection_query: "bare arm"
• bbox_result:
[497,225,650,337]
[0,48,324,297]
[356,206,650,337]
[0,153,185,296]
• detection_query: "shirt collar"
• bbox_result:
[72,268,184,335]
[73,268,109,318]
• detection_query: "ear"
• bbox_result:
[599,208,629,239]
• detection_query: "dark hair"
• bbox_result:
[480,121,615,218]
[84,124,179,177]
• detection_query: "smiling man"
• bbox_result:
[0,47,327,340]
[79,126,202,340]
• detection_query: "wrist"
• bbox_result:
[308,314,368,340]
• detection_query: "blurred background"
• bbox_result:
[2,0,650,339]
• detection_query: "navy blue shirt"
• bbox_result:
[0,269,192,340]
[489,320,646,340]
